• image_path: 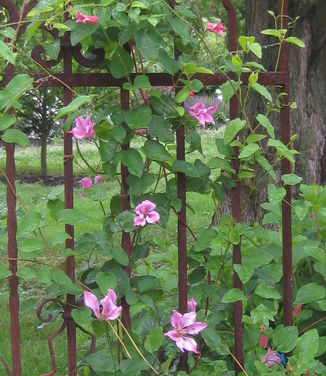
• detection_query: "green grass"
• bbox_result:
[0,131,218,374]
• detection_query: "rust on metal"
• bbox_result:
[278,0,292,327]
[120,88,132,329]
[222,0,244,373]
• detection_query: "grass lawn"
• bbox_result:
[0,131,218,374]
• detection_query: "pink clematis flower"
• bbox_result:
[293,303,302,318]
[94,175,102,184]
[164,309,207,353]
[189,101,218,128]
[187,298,197,312]
[79,177,93,190]
[206,22,226,35]
[84,289,122,321]
[262,348,282,368]
[75,11,98,25]
[133,200,160,227]
[260,334,268,348]
[69,116,95,140]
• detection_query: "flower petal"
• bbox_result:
[176,336,199,353]
[185,321,207,335]
[179,311,197,328]
[164,329,179,341]
[107,289,117,304]
[94,175,102,184]
[79,177,93,189]
[84,291,100,319]
[134,215,146,227]
[187,298,197,312]
[171,310,183,329]
[146,211,160,224]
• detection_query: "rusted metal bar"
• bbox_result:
[0,72,288,89]
[222,0,244,373]
[62,26,77,375]
[120,88,132,329]
[278,0,292,327]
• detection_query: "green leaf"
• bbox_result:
[95,271,117,295]
[0,114,16,131]
[176,86,191,103]
[294,329,319,363]
[110,47,134,79]
[268,184,286,204]
[183,63,214,77]
[0,74,33,113]
[256,114,275,138]
[221,80,240,102]
[261,29,282,38]
[110,247,129,266]
[71,307,92,327]
[272,325,298,353]
[251,82,272,102]
[70,22,98,46]
[134,29,164,60]
[170,17,189,39]
[125,105,152,129]
[158,49,180,75]
[148,115,174,143]
[190,79,203,93]
[255,284,281,299]
[286,37,305,48]
[123,75,151,91]
[131,0,149,9]
[267,139,296,165]
[249,42,262,58]
[281,173,302,186]
[295,283,325,304]
[234,264,254,284]
[142,140,171,161]
[120,149,144,177]
[256,154,277,180]
[1,129,29,146]
[55,96,92,120]
[193,228,218,252]
[238,143,260,159]
[0,40,15,65]
[221,288,245,303]
[224,118,246,145]
[56,208,87,224]
[145,327,163,352]
[19,211,43,235]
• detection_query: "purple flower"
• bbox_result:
[188,101,218,128]
[84,289,122,321]
[164,306,207,353]
[69,116,95,140]
[79,177,92,189]
[262,348,282,368]
[133,200,160,227]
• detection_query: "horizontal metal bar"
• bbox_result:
[0,72,287,88]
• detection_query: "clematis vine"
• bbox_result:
[84,289,122,321]
[164,299,207,353]
[189,101,218,128]
[206,21,226,35]
[133,200,160,227]
[69,116,95,140]
[75,11,98,25]
[261,348,282,368]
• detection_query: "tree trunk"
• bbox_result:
[221,0,326,223]
[40,126,48,178]
[245,0,326,185]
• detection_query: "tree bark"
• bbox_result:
[221,0,326,223]
[245,0,326,185]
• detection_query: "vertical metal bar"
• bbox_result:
[120,88,132,329]
[169,0,187,370]
[62,28,77,375]
[222,0,244,372]
[278,0,292,327]
[6,117,21,376]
